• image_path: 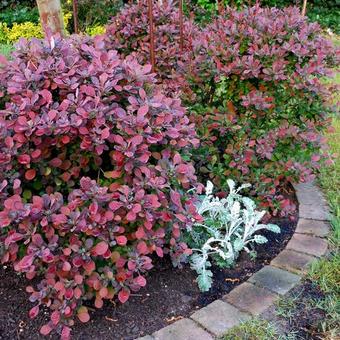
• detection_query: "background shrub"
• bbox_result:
[0,35,200,337]
[183,6,338,216]
[0,5,39,26]
[0,0,36,10]
[6,21,43,42]
[105,0,198,95]
[62,0,123,33]
[189,0,340,33]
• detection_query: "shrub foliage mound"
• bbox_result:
[0,35,200,337]
[105,0,197,94]
[185,6,338,216]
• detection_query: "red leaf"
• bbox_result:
[116,236,127,246]
[61,326,71,339]
[40,324,52,335]
[130,135,143,147]
[5,232,23,247]
[109,201,124,211]
[15,254,34,270]
[137,241,148,254]
[62,261,71,272]
[18,154,31,165]
[25,169,36,181]
[93,241,109,256]
[126,210,136,221]
[99,287,108,298]
[156,247,164,257]
[118,289,130,303]
[29,305,39,319]
[135,227,146,239]
[51,311,60,325]
[134,275,147,287]
[137,105,149,116]
[77,307,90,323]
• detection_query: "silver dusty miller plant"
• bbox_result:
[187,180,280,292]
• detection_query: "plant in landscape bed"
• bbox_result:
[183,5,339,217]
[187,180,280,291]
[105,0,198,95]
[0,35,201,338]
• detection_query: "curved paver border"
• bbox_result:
[137,182,330,340]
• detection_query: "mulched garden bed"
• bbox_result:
[0,195,298,340]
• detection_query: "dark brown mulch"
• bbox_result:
[0,212,297,340]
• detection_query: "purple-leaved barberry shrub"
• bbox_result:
[0,34,202,338]
[105,0,198,97]
[183,5,339,216]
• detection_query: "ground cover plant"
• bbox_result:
[0,34,201,338]
[183,5,339,216]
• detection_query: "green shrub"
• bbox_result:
[62,0,123,33]
[0,6,39,27]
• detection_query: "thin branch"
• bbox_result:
[179,0,184,53]
[147,0,156,72]
[73,0,79,34]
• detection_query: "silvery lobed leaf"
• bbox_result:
[197,269,213,292]
[233,238,244,252]
[253,235,268,244]
[264,224,281,233]
[205,180,214,196]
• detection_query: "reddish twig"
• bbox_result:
[217,0,223,14]
[147,0,156,72]
[179,0,184,53]
[73,0,79,34]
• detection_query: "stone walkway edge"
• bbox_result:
[137,182,331,340]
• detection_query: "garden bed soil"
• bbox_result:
[0,183,298,340]
[0,212,297,340]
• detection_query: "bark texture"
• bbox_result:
[36,0,65,36]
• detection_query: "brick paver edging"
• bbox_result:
[137,182,330,340]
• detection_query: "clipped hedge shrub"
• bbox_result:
[184,6,338,216]
[0,35,201,337]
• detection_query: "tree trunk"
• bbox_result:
[301,0,307,16]
[36,0,65,36]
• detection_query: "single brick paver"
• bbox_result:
[286,234,328,257]
[248,266,301,295]
[153,318,213,340]
[271,249,316,274]
[190,300,250,336]
[299,204,330,221]
[293,183,330,221]
[296,219,330,237]
[224,282,278,315]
